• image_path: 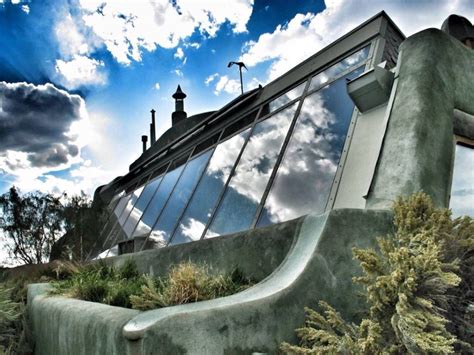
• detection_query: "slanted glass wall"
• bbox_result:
[93,44,372,257]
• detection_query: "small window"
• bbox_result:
[450,141,474,217]
[268,81,306,114]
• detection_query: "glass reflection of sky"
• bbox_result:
[450,144,474,217]
[206,101,298,237]
[120,185,144,228]
[170,129,250,245]
[257,67,364,227]
[122,176,163,238]
[132,164,184,238]
[269,81,306,113]
[150,150,213,245]
[308,46,369,92]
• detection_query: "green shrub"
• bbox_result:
[0,285,23,353]
[130,262,253,310]
[50,260,253,310]
[281,193,473,354]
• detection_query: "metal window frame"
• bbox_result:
[104,39,377,253]
[138,148,195,251]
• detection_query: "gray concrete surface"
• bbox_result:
[28,209,393,354]
[367,29,474,209]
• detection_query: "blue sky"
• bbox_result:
[0,0,472,198]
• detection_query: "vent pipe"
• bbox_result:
[141,135,148,153]
[172,85,187,126]
[150,109,156,144]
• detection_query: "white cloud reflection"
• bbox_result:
[259,76,353,225]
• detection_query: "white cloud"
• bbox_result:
[21,4,29,14]
[214,75,241,95]
[174,47,185,60]
[240,0,474,82]
[204,73,219,86]
[154,82,161,90]
[55,55,106,89]
[173,69,184,77]
[54,13,106,88]
[55,14,90,57]
[78,0,254,64]
[186,42,201,49]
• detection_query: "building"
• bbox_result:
[29,12,473,354]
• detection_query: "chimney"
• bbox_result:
[141,135,148,153]
[172,85,187,126]
[150,109,156,144]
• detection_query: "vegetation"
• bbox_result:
[0,187,105,265]
[281,193,473,354]
[0,186,63,264]
[0,260,83,354]
[130,262,252,310]
[0,285,23,354]
[50,260,254,310]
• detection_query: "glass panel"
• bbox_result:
[120,185,145,229]
[116,194,134,227]
[170,128,250,245]
[150,150,213,246]
[308,45,370,92]
[113,194,130,218]
[450,144,474,217]
[132,163,185,238]
[257,68,364,227]
[206,101,299,238]
[268,81,306,113]
[122,175,164,238]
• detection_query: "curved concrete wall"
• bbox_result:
[28,209,393,354]
[367,29,474,209]
[106,217,300,282]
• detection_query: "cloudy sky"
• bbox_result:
[0,0,472,198]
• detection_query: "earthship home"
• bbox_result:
[28,11,474,354]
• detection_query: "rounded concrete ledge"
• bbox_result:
[28,208,393,354]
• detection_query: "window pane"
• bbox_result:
[120,185,145,229]
[450,144,474,217]
[268,81,306,113]
[150,149,213,246]
[122,176,163,238]
[257,68,363,227]
[308,45,370,92]
[170,128,250,245]
[206,101,299,237]
[132,164,185,238]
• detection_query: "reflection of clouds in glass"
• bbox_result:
[309,46,369,92]
[120,186,144,227]
[112,194,129,217]
[269,81,306,112]
[170,130,250,245]
[228,102,298,204]
[207,102,298,237]
[179,218,206,241]
[148,230,167,248]
[450,145,474,217]
[259,73,357,225]
[94,245,118,259]
[207,133,246,181]
[204,228,219,239]
[133,220,151,237]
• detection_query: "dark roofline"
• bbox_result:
[128,86,262,173]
